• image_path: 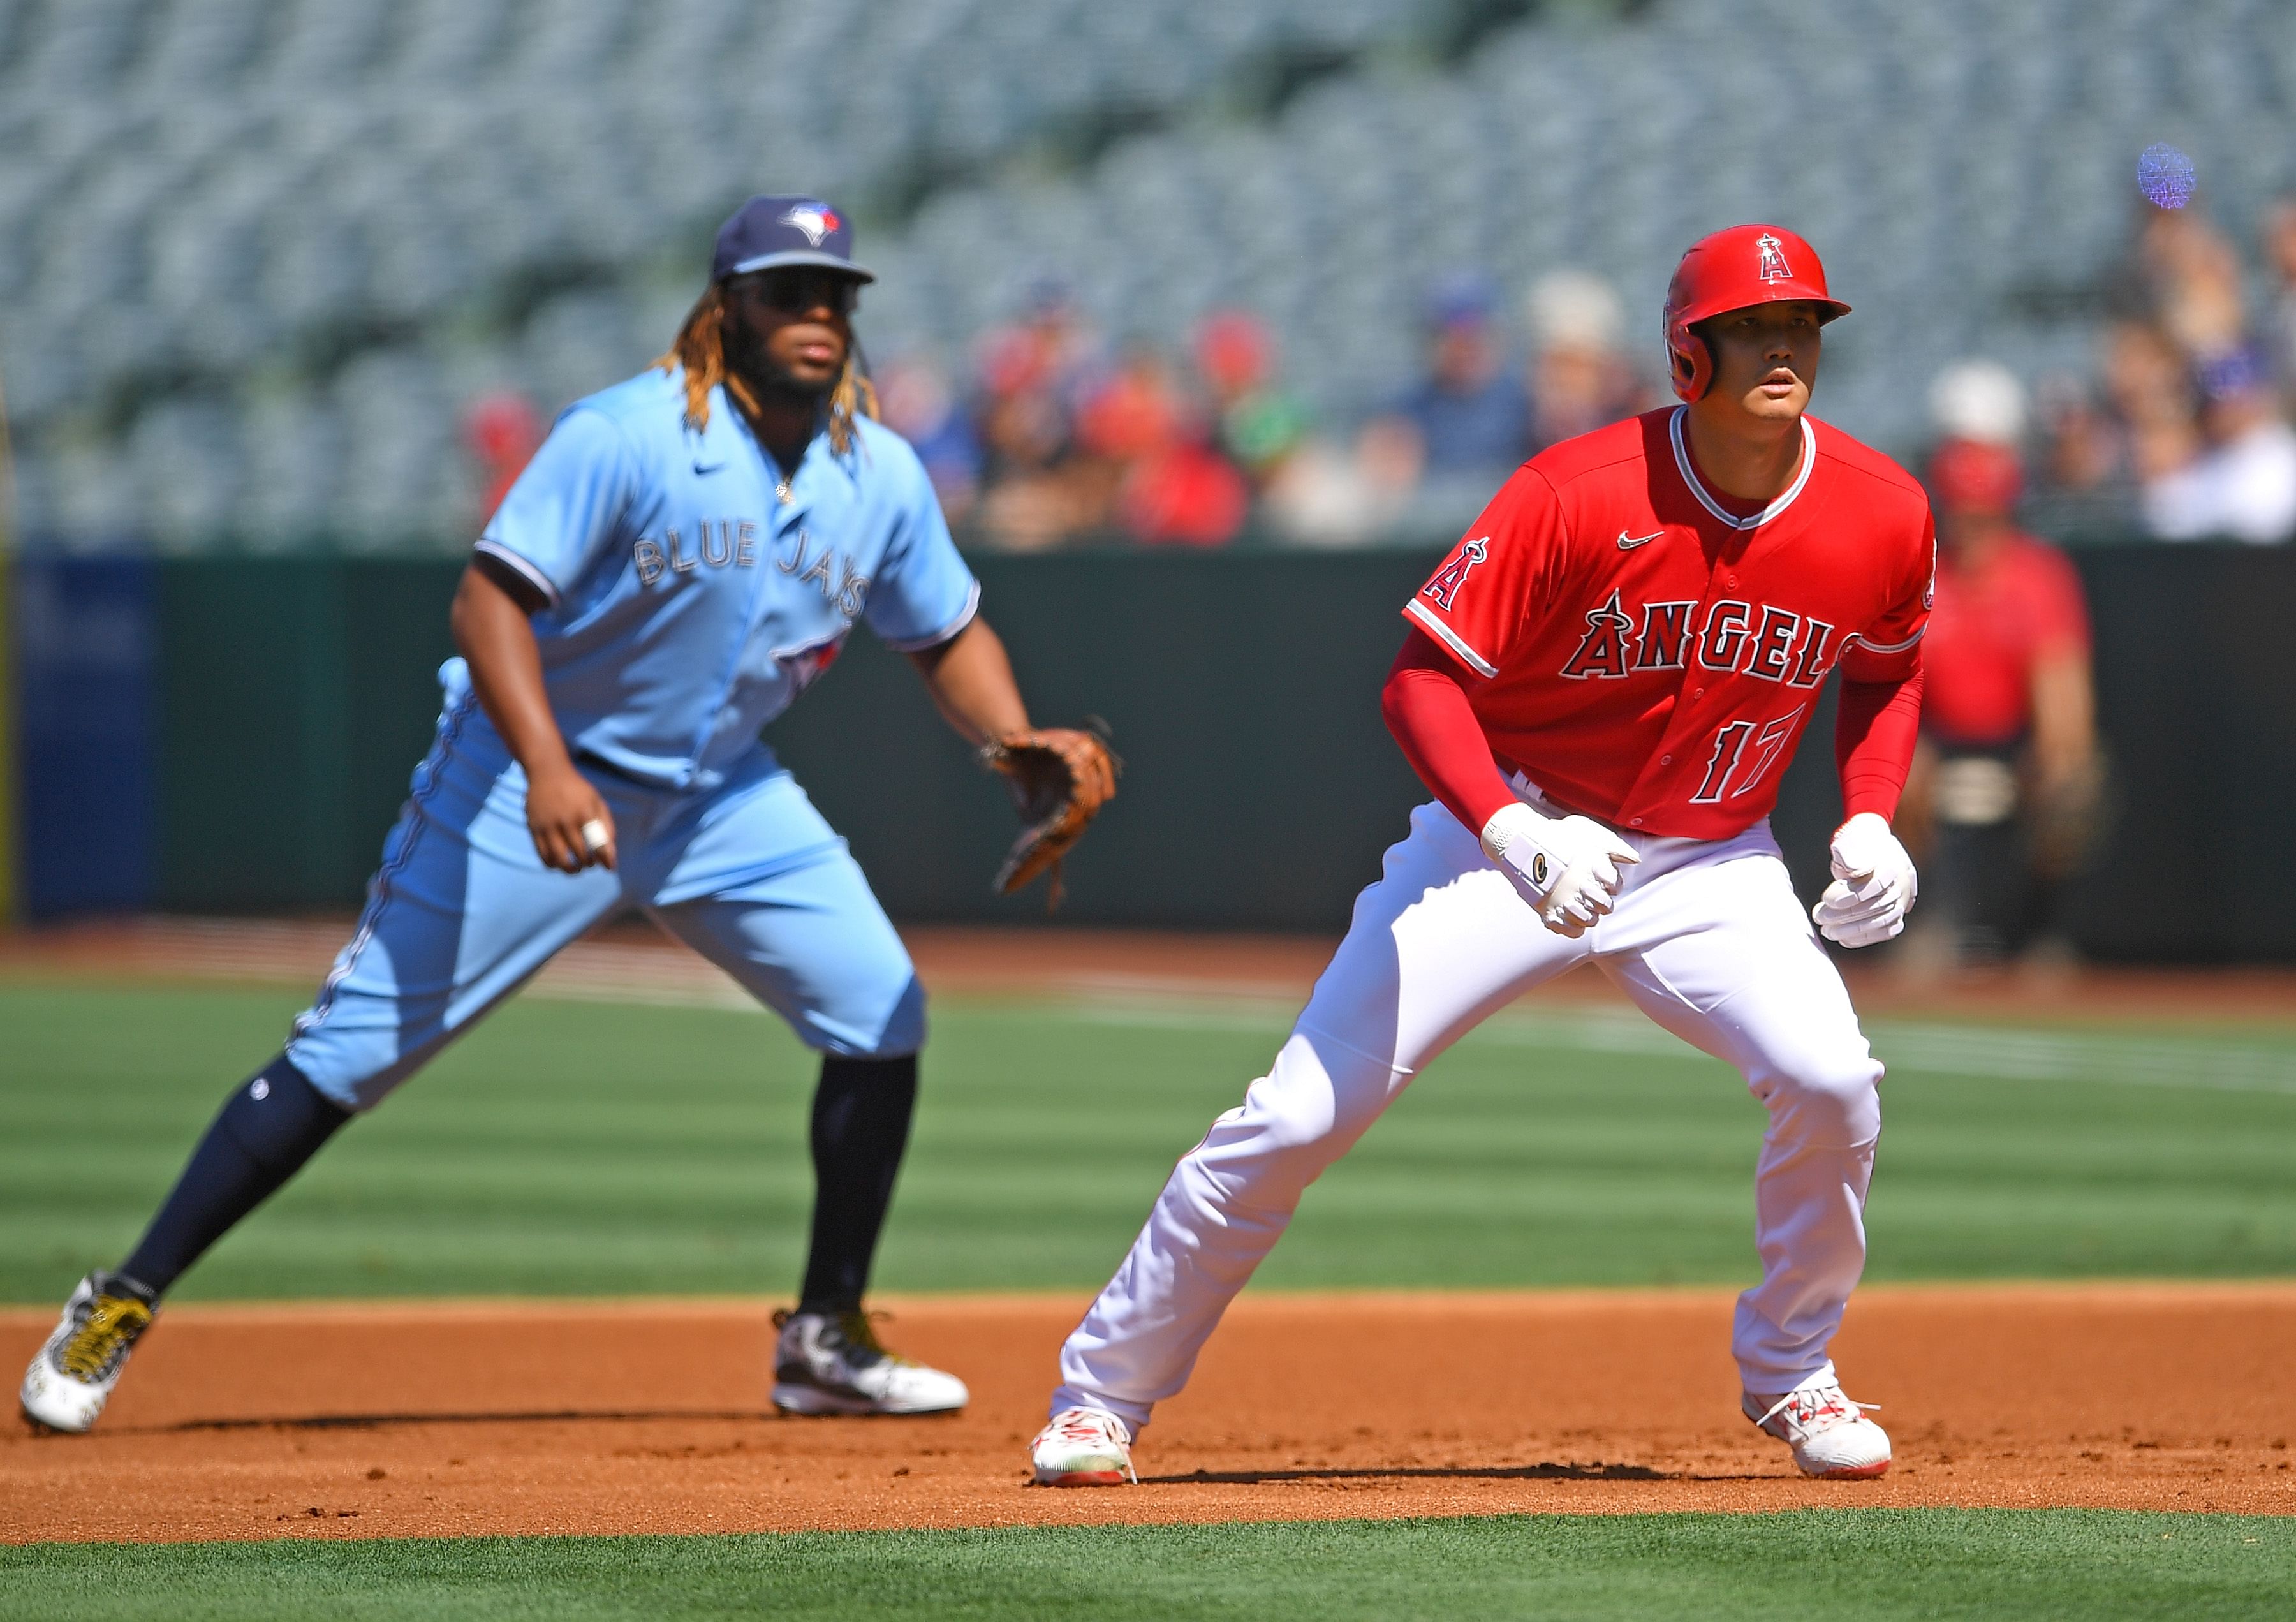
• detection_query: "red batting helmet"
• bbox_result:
[1663,224,1850,402]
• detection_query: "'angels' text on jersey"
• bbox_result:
[1556,590,1840,686]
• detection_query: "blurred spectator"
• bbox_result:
[2029,326,2191,540]
[975,276,1107,425]
[1075,346,1185,464]
[1379,272,1529,476]
[972,278,1109,549]
[1195,310,1312,487]
[1265,417,1424,548]
[2027,369,2138,535]
[878,351,983,524]
[1522,270,1648,449]
[2100,320,2202,483]
[462,391,544,524]
[1077,346,1250,547]
[2121,202,2247,362]
[1117,432,1251,547]
[1929,358,2026,448]
[1326,272,1533,546]
[2265,199,2296,407]
[1901,411,2103,968]
[2141,346,2296,543]
[1069,343,1175,538]
[1191,307,1430,549]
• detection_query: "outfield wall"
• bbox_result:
[8,543,2293,960]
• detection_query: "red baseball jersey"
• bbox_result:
[1922,530,2089,748]
[1404,406,1933,839]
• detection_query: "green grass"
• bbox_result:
[4,1512,2293,1620]
[3,982,2295,1302]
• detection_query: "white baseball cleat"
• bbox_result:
[20,1272,158,1434]
[770,1309,968,1415]
[1031,1405,1137,1486]
[1744,1378,1891,1480]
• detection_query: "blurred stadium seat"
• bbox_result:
[4,0,2294,549]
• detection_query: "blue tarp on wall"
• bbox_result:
[11,556,156,917]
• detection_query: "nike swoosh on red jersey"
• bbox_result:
[1616,528,1665,550]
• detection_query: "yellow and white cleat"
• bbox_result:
[770,1309,969,1416]
[20,1272,156,1434]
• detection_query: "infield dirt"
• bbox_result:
[5,1284,2292,1542]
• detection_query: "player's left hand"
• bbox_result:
[1811,812,1917,948]
[980,725,1120,910]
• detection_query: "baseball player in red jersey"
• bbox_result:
[1031,225,1931,1487]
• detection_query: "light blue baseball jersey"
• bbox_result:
[467,365,980,791]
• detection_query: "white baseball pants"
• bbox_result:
[1054,793,1883,1431]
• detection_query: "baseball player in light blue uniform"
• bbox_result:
[22,196,1114,1433]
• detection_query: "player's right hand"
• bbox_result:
[525,759,617,874]
[1480,801,1640,938]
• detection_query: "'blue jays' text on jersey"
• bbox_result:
[466,365,979,791]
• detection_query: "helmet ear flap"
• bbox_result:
[1667,318,1711,402]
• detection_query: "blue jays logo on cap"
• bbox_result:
[781,202,839,246]
[712,194,876,284]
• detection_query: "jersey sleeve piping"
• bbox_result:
[1404,597,1499,678]
[1847,623,1926,655]
[876,577,982,652]
[471,538,563,608]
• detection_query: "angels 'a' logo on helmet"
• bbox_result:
[1756,232,1793,283]
[779,202,842,246]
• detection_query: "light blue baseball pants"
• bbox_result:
[283,693,924,1112]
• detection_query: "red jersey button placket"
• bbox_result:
[1608,528,1733,830]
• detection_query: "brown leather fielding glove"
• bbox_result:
[979,725,1119,910]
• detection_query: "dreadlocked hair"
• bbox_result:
[657,283,880,456]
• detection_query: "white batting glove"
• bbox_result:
[1481,800,1640,938]
[1811,811,1918,948]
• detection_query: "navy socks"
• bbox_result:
[114,1049,910,1311]
[797,1053,918,1315]
[118,1056,351,1298]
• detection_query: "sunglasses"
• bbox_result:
[740,268,860,317]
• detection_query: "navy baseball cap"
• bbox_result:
[711,195,875,284]
[1422,269,1498,330]
[2197,344,2269,404]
